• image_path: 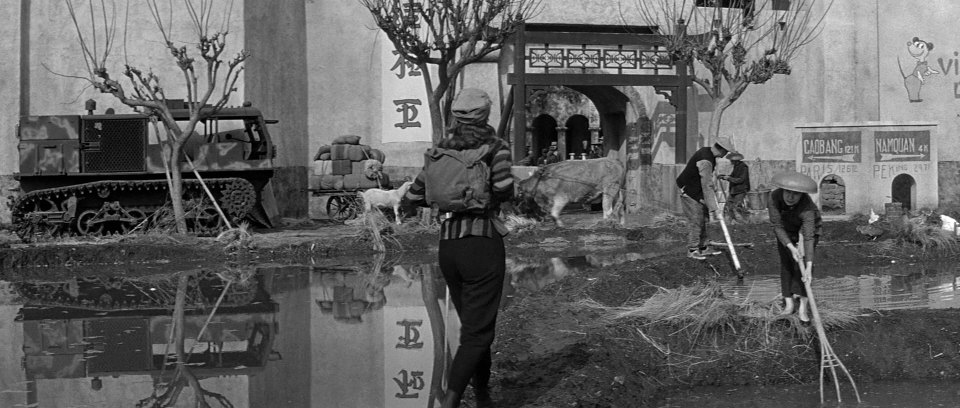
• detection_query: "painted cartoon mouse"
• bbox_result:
[898,37,939,102]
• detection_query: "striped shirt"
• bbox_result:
[403,138,514,240]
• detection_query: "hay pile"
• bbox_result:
[504,214,539,233]
[586,281,860,347]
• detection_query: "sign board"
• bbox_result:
[874,130,931,162]
[801,131,861,163]
[380,38,433,143]
[795,125,938,215]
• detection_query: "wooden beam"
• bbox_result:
[523,31,668,47]
[508,73,681,87]
[512,25,528,162]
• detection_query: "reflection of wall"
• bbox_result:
[312,268,385,408]
[36,376,247,408]
[250,266,311,408]
[0,304,25,408]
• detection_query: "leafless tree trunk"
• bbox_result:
[64,0,246,233]
[635,0,832,146]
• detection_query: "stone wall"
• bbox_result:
[939,161,960,212]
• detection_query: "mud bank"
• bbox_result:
[1,216,959,407]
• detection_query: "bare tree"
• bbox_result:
[360,0,542,144]
[64,0,246,233]
[635,0,832,145]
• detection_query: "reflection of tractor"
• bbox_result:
[15,270,265,310]
[12,102,281,241]
[15,272,280,395]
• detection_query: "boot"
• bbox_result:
[475,386,494,408]
[798,296,810,323]
[780,296,795,315]
[441,390,461,408]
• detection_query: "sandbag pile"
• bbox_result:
[311,135,389,191]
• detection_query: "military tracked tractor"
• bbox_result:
[12,102,280,241]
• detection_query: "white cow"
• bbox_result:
[360,180,414,224]
[517,158,625,227]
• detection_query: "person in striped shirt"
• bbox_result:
[401,88,513,408]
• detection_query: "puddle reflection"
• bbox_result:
[1,255,958,407]
[659,379,960,407]
[4,269,277,408]
[722,262,960,310]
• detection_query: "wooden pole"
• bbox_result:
[797,233,861,403]
[182,153,234,230]
[713,193,741,275]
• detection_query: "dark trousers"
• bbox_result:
[777,234,819,297]
[438,234,506,396]
[725,191,747,220]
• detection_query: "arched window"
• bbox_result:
[819,174,845,215]
[891,174,917,211]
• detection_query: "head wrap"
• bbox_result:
[450,88,492,126]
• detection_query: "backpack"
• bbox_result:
[423,144,492,213]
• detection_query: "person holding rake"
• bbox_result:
[768,171,822,323]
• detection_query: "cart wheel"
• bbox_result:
[326,195,357,221]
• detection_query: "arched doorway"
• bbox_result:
[565,115,590,158]
[531,114,558,163]
[892,174,916,211]
[819,174,845,215]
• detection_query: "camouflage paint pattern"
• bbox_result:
[21,320,87,379]
[18,115,81,140]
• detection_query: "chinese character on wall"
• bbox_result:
[381,38,432,143]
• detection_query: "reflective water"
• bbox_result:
[722,262,960,310]
[0,253,958,407]
[658,380,960,407]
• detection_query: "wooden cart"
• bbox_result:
[310,188,364,221]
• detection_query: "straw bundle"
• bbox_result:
[589,282,859,343]
[505,214,539,233]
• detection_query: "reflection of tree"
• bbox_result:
[137,273,234,408]
[418,264,445,408]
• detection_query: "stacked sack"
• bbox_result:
[311,135,390,190]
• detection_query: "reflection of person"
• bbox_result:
[675,137,735,259]
[401,88,513,408]
[768,171,822,323]
[719,152,750,222]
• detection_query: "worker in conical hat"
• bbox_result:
[718,152,750,223]
[768,171,822,323]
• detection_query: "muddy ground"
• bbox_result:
[2,211,960,407]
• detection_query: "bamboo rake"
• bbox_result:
[797,233,861,404]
